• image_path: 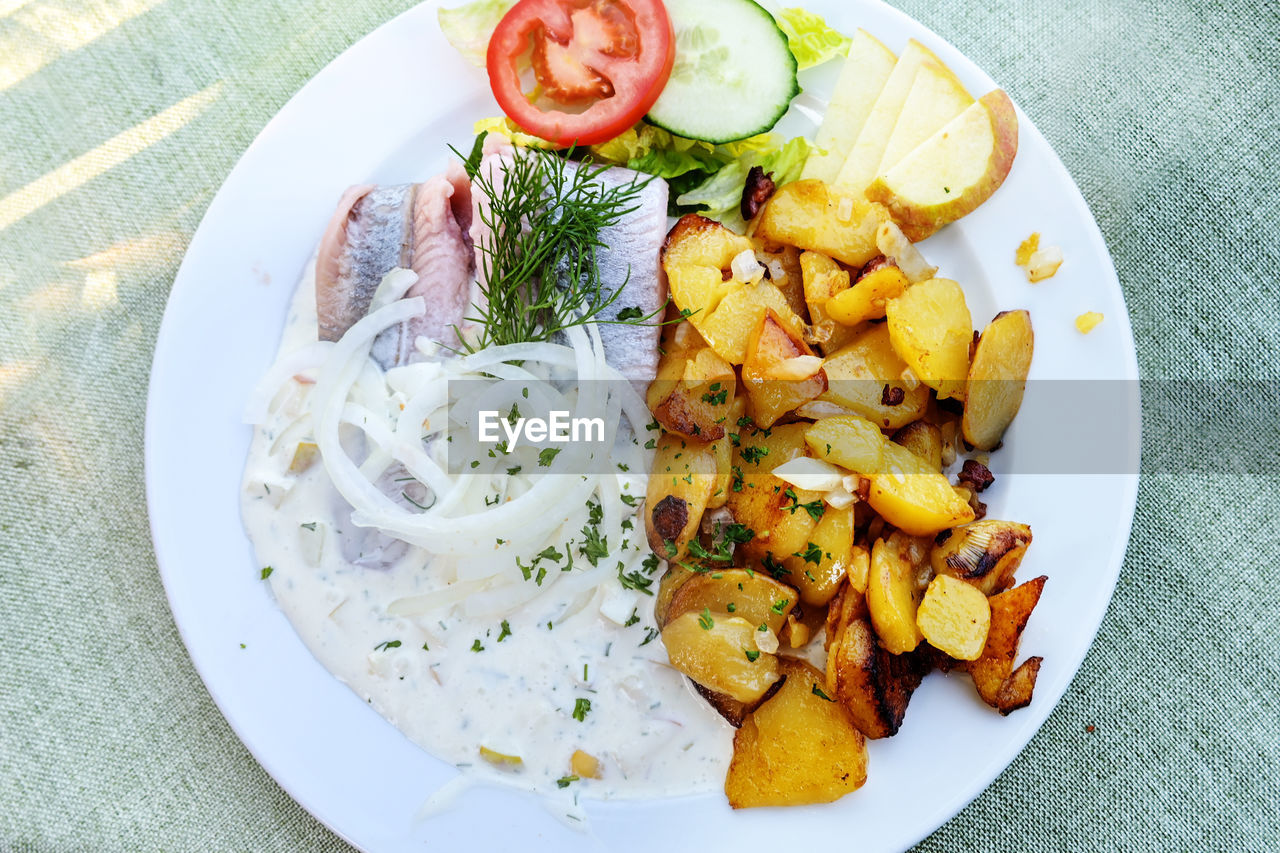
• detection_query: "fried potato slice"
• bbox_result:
[668,569,797,636]
[645,433,717,561]
[662,611,781,705]
[820,324,930,430]
[892,420,942,471]
[885,277,973,401]
[867,530,929,654]
[755,180,888,269]
[963,309,1034,450]
[826,611,929,739]
[727,423,821,565]
[725,658,868,808]
[916,574,990,660]
[646,329,737,441]
[967,575,1046,712]
[741,310,828,428]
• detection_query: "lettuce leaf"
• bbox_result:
[774,7,851,70]
[471,119,813,225]
[675,136,814,231]
[438,0,516,67]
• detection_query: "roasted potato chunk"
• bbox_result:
[932,520,1032,595]
[867,530,930,654]
[753,241,809,320]
[820,324,929,430]
[741,310,828,428]
[667,569,797,636]
[825,260,910,326]
[893,421,943,471]
[869,440,976,535]
[825,612,929,739]
[662,611,781,704]
[783,504,860,605]
[967,575,1046,712]
[994,656,1043,714]
[806,415,975,535]
[646,323,736,441]
[725,658,868,808]
[646,343,736,441]
[662,215,805,364]
[726,423,822,565]
[655,565,698,630]
[963,309,1034,450]
[885,278,973,401]
[799,251,856,354]
[916,575,991,660]
[755,180,888,268]
[645,433,717,561]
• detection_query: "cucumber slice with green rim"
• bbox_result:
[646,0,799,144]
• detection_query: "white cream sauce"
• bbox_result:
[240,263,731,806]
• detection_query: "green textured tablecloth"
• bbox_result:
[2,0,1276,849]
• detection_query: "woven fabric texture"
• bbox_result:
[1,0,1276,849]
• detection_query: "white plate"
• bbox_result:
[145,1,1140,850]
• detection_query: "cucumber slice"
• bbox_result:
[646,0,799,144]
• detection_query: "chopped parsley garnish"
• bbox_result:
[770,598,790,615]
[624,608,640,627]
[701,383,727,405]
[619,493,639,507]
[497,620,512,642]
[470,639,484,652]
[300,522,317,531]
[259,566,273,580]
[557,775,580,788]
[783,487,826,520]
[812,684,835,702]
[793,542,823,565]
[580,525,608,566]
[731,465,745,492]
[373,640,401,651]
[741,446,769,465]
[640,627,660,646]
[572,698,592,722]
[763,553,790,579]
[744,649,760,662]
[644,437,657,449]
[642,552,661,574]
[618,563,654,594]
[698,607,714,630]
[538,447,561,467]
[506,465,522,476]
[616,305,644,321]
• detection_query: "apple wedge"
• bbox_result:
[801,30,897,184]
[866,89,1019,242]
[876,62,974,176]
[832,39,946,195]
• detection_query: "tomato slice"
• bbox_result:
[486,0,675,147]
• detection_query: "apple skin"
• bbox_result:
[865,89,1019,242]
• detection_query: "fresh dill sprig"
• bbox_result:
[452,143,667,350]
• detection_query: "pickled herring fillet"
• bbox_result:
[315,166,474,364]
[574,162,669,386]
[468,134,669,385]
